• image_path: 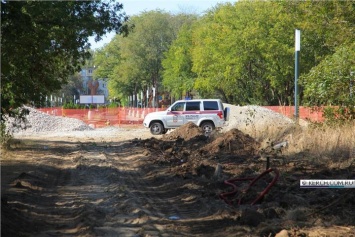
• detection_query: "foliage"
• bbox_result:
[0,107,29,148]
[301,43,355,106]
[92,1,354,120]
[93,11,198,104]
[162,1,298,105]
[108,102,120,108]
[162,23,197,100]
[93,37,122,80]
[62,102,84,109]
[1,0,128,121]
[0,122,12,149]
[323,106,355,124]
[58,73,84,104]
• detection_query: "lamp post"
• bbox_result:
[295,29,301,123]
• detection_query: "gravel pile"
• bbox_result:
[223,104,295,141]
[6,106,94,134]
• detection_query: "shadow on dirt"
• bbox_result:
[2,123,354,237]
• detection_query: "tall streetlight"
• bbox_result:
[295,29,301,123]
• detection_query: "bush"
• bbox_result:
[108,102,119,108]
[63,102,85,109]
[0,122,12,149]
[323,106,355,125]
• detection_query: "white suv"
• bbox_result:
[143,99,229,135]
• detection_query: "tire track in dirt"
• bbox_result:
[91,143,181,236]
[2,136,241,236]
[1,141,96,236]
[102,143,233,237]
[2,139,138,236]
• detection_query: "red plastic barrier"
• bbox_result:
[37,107,165,128]
[264,106,324,122]
[37,105,325,128]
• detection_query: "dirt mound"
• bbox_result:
[201,128,260,157]
[162,123,260,158]
[163,122,205,141]
[139,125,261,179]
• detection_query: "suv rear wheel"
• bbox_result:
[150,122,164,135]
[200,121,214,134]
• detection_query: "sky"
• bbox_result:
[89,0,235,49]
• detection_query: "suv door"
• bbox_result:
[183,101,201,125]
[166,101,185,127]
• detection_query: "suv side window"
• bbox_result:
[186,101,200,111]
[203,101,219,110]
[171,102,185,111]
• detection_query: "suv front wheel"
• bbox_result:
[200,121,214,134]
[150,122,164,135]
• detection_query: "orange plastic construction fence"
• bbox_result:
[37,107,165,128]
[264,106,324,122]
[37,106,324,128]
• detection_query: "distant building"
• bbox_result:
[80,66,109,103]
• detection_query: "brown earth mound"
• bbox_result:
[139,124,261,179]
[201,128,260,157]
[136,125,355,236]
[162,123,260,158]
[163,122,205,141]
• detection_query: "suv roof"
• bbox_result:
[173,99,222,102]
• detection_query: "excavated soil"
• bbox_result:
[1,123,355,237]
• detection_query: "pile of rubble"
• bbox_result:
[5,106,93,134]
[223,104,296,141]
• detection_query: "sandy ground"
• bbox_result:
[1,126,355,237]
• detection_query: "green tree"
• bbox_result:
[162,22,197,100]
[294,1,355,120]
[93,0,354,110]
[93,36,124,101]
[94,11,196,106]
[189,0,354,106]
[190,1,300,105]
[59,73,84,106]
[191,3,238,102]
[1,0,128,120]
[301,43,355,106]
[93,36,122,81]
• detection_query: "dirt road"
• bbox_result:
[1,130,233,236]
[1,126,355,237]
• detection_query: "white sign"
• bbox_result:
[295,29,301,51]
[79,95,105,104]
[92,95,105,104]
[300,179,355,188]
